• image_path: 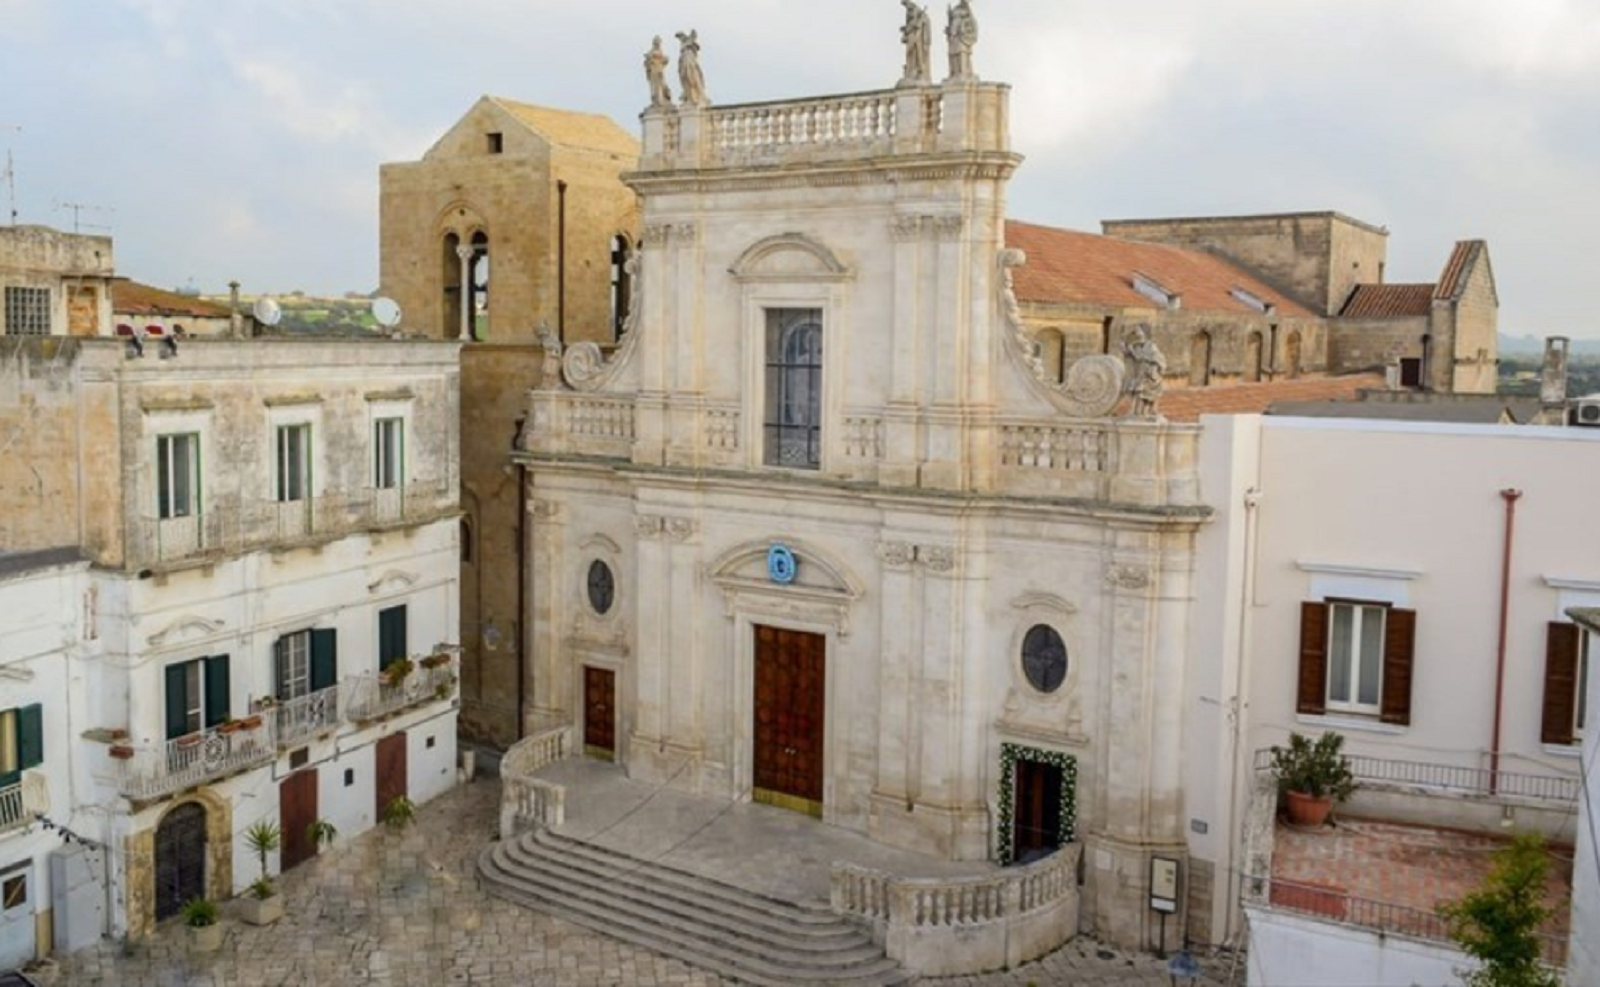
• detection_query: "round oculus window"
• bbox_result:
[586,560,615,616]
[1021,624,1068,694]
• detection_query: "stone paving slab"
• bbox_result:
[33,777,1240,986]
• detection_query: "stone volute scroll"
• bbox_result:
[558,249,643,392]
[677,30,708,107]
[899,0,933,87]
[945,0,979,81]
[645,36,674,108]
[997,249,1126,417]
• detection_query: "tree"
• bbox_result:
[1439,834,1560,987]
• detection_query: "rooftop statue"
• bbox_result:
[676,30,708,107]
[1122,324,1167,419]
[945,0,978,81]
[900,0,932,86]
[644,36,673,108]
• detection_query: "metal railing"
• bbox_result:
[116,720,277,801]
[1264,877,1568,967]
[344,657,457,723]
[273,684,341,747]
[0,783,25,834]
[1253,749,1580,803]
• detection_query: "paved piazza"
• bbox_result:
[35,779,1238,986]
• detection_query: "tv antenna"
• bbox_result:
[53,199,114,234]
[1,126,18,226]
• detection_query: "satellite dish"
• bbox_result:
[253,296,282,327]
[372,297,402,329]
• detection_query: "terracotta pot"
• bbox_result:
[109,744,135,760]
[241,714,264,730]
[1284,790,1334,828]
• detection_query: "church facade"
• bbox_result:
[516,51,1210,947]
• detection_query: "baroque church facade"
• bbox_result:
[515,38,1209,947]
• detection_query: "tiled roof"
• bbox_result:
[1340,283,1435,318]
[1434,240,1484,300]
[112,280,230,318]
[1004,221,1313,318]
[488,97,640,157]
[1161,373,1386,422]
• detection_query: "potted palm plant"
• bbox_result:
[1270,731,1356,828]
[181,897,222,951]
[240,820,284,925]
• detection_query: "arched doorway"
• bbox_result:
[154,803,207,921]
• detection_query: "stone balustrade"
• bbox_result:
[830,845,1081,976]
[499,725,573,838]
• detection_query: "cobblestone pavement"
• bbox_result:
[34,780,1241,986]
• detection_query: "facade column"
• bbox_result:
[456,243,474,342]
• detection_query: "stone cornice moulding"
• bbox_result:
[364,388,415,403]
[147,615,228,648]
[0,664,35,683]
[579,533,623,556]
[1295,562,1423,581]
[1010,591,1078,616]
[368,569,421,595]
[728,233,853,284]
[707,537,864,601]
[140,397,214,414]
[624,156,1022,197]
[1542,576,1600,593]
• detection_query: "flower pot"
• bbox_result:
[240,893,283,926]
[189,922,224,952]
[109,744,135,760]
[218,721,243,735]
[241,714,264,730]
[1285,790,1334,828]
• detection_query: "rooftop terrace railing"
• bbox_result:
[1252,749,1580,804]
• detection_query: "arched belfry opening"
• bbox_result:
[610,233,633,340]
[441,232,461,339]
[469,231,489,341]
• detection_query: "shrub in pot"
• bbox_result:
[240,820,284,925]
[1269,731,1356,828]
[181,897,223,952]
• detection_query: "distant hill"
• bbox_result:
[1499,333,1600,358]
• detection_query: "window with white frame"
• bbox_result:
[156,433,200,519]
[3,286,51,336]
[373,417,404,490]
[1327,602,1386,714]
[763,308,823,469]
[275,631,311,701]
[1297,599,1415,725]
[275,423,311,502]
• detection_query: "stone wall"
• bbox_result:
[1327,316,1428,376]
[0,227,115,338]
[1444,252,1498,395]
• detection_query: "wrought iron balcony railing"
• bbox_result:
[0,783,26,835]
[345,657,457,723]
[115,720,276,801]
[272,684,341,747]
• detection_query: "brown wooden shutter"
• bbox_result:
[1380,608,1416,725]
[1297,602,1329,715]
[1542,622,1581,746]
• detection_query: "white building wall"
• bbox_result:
[1245,908,1474,987]
[1571,641,1599,985]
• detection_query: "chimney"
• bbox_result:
[1540,336,1570,405]
[228,280,242,337]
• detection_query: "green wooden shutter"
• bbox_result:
[379,606,407,670]
[204,655,231,728]
[311,629,338,691]
[165,663,189,739]
[16,704,43,770]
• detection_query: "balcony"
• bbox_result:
[131,481,455,567]
[115,720,276,802]
[345,655,457,724]
[271,684,341,748]
[0,782,26,835]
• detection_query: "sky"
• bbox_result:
[2,0,1597,336]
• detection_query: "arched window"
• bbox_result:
[764,309,823,469]
[1285,331,1303,379]
[1189,332,1213,387]
[460,517,474,564]
[441,233,462,338]
[610,234,633,340]
[1244,332,1264,383]
[469,231,489,341]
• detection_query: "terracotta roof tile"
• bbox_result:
[111,280,230,319]
[1434,240,1483,300]
[1340,283,1435,318]
[1160,373,1386,422]
[1005,220,1313,318]
[489,97,640,157]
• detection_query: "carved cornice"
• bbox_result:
[878,540,915,569]
[625,155,1022,196]
[147,615,228,648]
[1104,563,1152,591]
[877,541,957,574]
[530,499,562,521]
[634,514,698,541]
[367,569,420,595]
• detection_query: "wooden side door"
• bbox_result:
[374,732,408,823]
[583,666,616,760]
[752,625,825,817]
[278,769,319,871]
[1013,759,1064,864]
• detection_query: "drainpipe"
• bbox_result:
[516,460,528,742]
[556,180,568,345]
[1490,489,1522,795]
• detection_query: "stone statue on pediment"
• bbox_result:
[645,36,673,108]
[677,30,708,107]
[1122,324,1167,418]
[946,0,978,81]
[900,0,932,86]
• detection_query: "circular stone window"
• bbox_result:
[586,560,615,616]
[1021,624,1068,694]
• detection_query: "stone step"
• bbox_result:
[478,836,913,986]
[513,829,846,941]
[482,843,890,971]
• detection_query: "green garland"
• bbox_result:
[995,742,1078,865]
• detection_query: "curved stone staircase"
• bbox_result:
[479,827,913,986]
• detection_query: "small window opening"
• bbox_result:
[486,132,504,154]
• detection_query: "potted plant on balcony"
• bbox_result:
[108,743,135,760]
[181,896,222,951]
[420,652,452,671]
[380,657,414,687]
[240,820,283,926]
[1270,731,1356,829]
[218,718,244,736]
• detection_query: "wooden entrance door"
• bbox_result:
[1013,759,1064,865]
[752,625,825,817]
[583,666,616,760]
[278,769,319,871]
[154,803,207,921]
[375,732,408,823]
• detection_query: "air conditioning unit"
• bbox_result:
[1574,397,1600,427]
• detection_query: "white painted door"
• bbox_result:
[0,869,35,971]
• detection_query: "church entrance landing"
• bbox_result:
[751,624,825,817]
